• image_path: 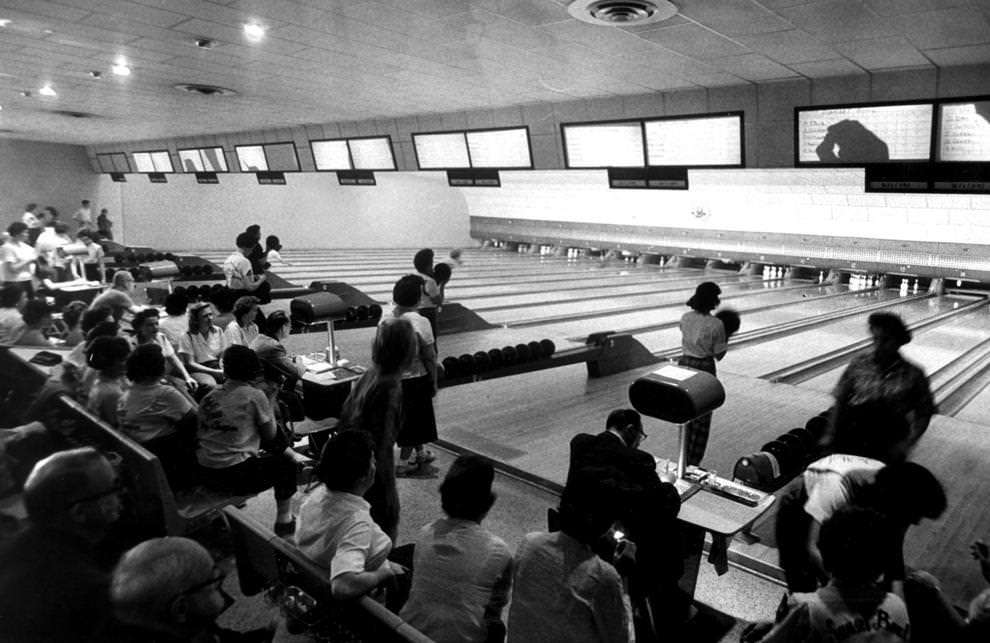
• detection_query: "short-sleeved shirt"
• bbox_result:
[802,454,885,524]
[1,241,36,282]
[416,271,440,311]
[507,531,632,643]
[196,380,273,468]
[680,310,727,359]
[295,486,392,580]
[400,518,513,643]
[223,320,259,347]
[88,289,134,318]
[0,308,24,344]
[117,381,194,443]
[178,327,226,365]
[761,584,910,643]
[833,354,935,423]
[87,376,127,427]
[81,243,104,265]
[222,252,254,290]
[381,309,433,379]
[21,211,41,229]
[159,314,188,348]
[73,207,93,226]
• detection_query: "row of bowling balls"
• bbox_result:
[113,251,178,264]
[759,413,829,479]
[344,304,383,323]
[440,339,557,380]
[172,284,230,302]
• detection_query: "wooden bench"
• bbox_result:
[58,396,252,536]
[223,506,434,643]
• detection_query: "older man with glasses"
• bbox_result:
[0,447,123,643]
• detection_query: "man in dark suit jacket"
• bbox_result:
[565,409,687,634]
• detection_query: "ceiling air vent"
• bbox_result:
[173,83,237,97]
[568,0,678,26]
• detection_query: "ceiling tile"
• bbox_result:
[0,0,91,22]
[736,29,839,63]
[711,53,802,81]
[788,58,866,77]
[923,43,990,65]
[864,0,970,16]
[55,0,188,28]
[834,36,931,69]
[678,0,795,35]
[893,6,990,49]
[774,0,898,42]
[635,24,751,59]
[477,0,570,26]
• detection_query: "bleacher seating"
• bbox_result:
[223,506,433,643]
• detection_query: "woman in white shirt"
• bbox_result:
[223,296,260,347]
[1,222,37,298]
[178,302,227,388]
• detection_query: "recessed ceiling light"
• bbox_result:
[90,70,103,79]
[243,22,265,42]
[38,84,56,97]
[112,62,131,76]
[0,19,11,27]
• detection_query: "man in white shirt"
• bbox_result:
[35,223,72,282]
[73,200,93,232]
[21,203,42,245]
[222,232,270,304]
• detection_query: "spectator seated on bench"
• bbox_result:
[117,343,198,489]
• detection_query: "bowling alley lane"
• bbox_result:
[798,302,990,395]
[720,294,972,377]
[956,383,990,424]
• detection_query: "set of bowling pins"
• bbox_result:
[621,254,638,264]
[762,265,787,280]
[516,243,531,253]
[566,248,584,259]
[898,278,920,295]
[848,273,879,290]
[538,245,554,255]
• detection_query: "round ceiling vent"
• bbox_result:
[173,83,236,97]
[568,0,678,26]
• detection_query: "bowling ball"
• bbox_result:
[761,440,800,474]
[356,305,369,320]
[515,343,531,362]
[154,252,165,261]
[345,307,357,322]
[129,267,142,280]
[173,286,187,297]
[105,268,116,280]
[164,253,176,261]
[450,248,462,261]
[186,286,200,300]
[433,263,452,286]
[715,308,741,337]
[113,253,125,263]
[805,415,829,441]
[527,340,543,360]
[539,339,556,357]
[368,304,383,320]
[786,428,814,450]
[211,284,223,293]
[458,354,476,376]
[777,433,807,458]
[179,266,192,277]
[488,348,504,368]
[473,351,491,371]
[501,345,518,365]
[442,357,460,379]
[201,264,214,275]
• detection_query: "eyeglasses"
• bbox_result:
[68,480,124,506]
[174,566,227,600]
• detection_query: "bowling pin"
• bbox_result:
[763,265,770,280]
[818,271,825,283]
[912,279,919,294]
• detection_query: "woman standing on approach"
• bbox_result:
[339,316,416,541]
[678,281,727,466]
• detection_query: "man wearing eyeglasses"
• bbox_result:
[565,409,687,637]
[0,447,122,643]
[112,537,275,642]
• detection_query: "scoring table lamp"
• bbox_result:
[289,292,350,366]
[628,363,725,479]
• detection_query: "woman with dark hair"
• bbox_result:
[1,221,38,299]
[223,295,260,347]
[295,430,408,601]
[678,281,728,466]
[339,316,416,541]
[197,345,308,536]
[264,235,288,266]
[413,248,444,341]
[826,311,934,452]
[12,299,54,347]
[61,300,88,347]
[250,310,304,385]
[177,302,227,388]
[85,335,131,426]
[117,343,197,488]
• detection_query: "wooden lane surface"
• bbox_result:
[433,360,990,606]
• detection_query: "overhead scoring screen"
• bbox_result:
[414,133,470,169]
[311,140,351,171]
[132,151,173,172]
[466,128,531,168]
[236,146,268,171]
[563,122,644,168]
[178,147,227,172]
[797,103,933,163]
[349,137,395,170]
[938,100,990,162]
[644,115,742,166]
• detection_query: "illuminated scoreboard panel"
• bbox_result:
[414,133,470,169]
[132,151,173,172]
[466,128,531,168]
[311,140,351,170]
[349,137,395,170]
[178,148,227,172]
[645,115,741,166]
[564,122,644,168]
[938,101,990,162]
[798,104,933,163]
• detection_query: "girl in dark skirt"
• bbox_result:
[678,282,728,466]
